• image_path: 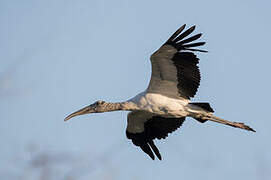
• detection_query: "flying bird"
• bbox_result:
[65,24,255,160]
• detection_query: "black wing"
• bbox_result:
[147,24,207,99]
[126,111,186,160]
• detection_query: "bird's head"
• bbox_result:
[64,100,108,121]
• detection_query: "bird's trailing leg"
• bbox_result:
[202,114,255,132]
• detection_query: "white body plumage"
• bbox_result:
[128,91,190,117]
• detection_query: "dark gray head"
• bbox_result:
[64,100,108,121]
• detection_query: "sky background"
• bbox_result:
[1,0,271,179]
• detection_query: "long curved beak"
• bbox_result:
[64,105,95,121]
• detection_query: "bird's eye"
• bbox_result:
[96,100,105,105]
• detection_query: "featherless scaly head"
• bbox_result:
[64,100,108,121]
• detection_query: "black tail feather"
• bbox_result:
[189,102,214,112]
[195,118,208,123]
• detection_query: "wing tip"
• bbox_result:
[140,143,155,160]
[149,141,162,160]
[165,24,206,53]
[166,24,187,43]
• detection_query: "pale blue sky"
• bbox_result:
[1,0,271,179]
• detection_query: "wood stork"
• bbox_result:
[65,24,255,160]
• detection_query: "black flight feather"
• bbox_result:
[178,33,202,44]
[149,141,162,160]
[165,25,207,53]
[183,48,208,53]
[166,24,186,43]
[140,143,155,160]
[126,116,185,160]
[181,42,206,48]
[172,25,196,43]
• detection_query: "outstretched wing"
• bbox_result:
[126,111,185,160]
[147,24,207,99]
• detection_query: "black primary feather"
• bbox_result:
[165,24,207,52]
[166,24,186,43]
[163,25,207,98]
[172,25,196,43]
[181,42,206,48]
[126,116,185,160]
[178,33,202,44]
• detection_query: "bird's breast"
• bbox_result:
[129,92,189,117]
